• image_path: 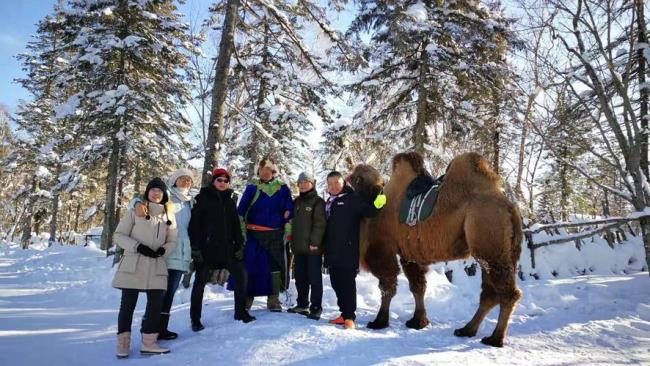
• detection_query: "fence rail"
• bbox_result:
[522,213,650,272]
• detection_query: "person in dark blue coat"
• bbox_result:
[237,156,293,312]
[324,171,385,329]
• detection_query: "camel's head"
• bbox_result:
[391,151,426,178]
[349,164,384,204]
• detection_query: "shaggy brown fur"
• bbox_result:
[350,151,522,348]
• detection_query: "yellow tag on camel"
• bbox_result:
[374,194,387,209]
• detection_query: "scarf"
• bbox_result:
[170,186,192,203]
[325,192,347,218]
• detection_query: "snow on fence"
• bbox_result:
[521,213,649,279]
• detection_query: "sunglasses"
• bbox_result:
[215,178,230,183]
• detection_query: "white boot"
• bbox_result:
[116,331,131,359]
[140,333,170,355]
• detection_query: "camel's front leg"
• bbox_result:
[400,258,430,329]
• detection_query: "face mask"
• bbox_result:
[176,187,190,195]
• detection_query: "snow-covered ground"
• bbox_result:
[0,241,649,365]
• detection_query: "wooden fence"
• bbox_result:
[522,214,649,278]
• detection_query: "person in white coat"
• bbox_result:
[113,177,177,358]
[158,169,194,340]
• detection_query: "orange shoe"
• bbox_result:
[328,315,345,325]
[344,319,355,329]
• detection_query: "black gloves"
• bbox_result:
[192,249,203,264]
[234,248,244,261]
[156,247,165,257]
[137,244,159,258]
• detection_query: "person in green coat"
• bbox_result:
[287,172,326,320]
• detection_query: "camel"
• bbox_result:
[349,151,522,347]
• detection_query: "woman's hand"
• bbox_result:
[134,202,148,217]
[137,244,159,258]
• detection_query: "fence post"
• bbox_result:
[574,239,582,250]
[526,231,535,269]
[604,230,615,248]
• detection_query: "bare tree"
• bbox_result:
[524,0,650,271]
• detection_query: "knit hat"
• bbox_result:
[297,171,315,185]
[144,177,169,205]
[257,156,277,176]
[211,168,231,182]
[167,168,194,188]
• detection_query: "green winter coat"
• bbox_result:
[290,189,326,255]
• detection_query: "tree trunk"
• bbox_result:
[48,192,60,247]
[20,176,39,249]
[115,148,126,224]
[491,90,502,175]
[133,163,142,198]
[248,20,271,179]
[515,91,540,200]
[559,145,570,222]
[116,175,124,228]
[9,204,27,242]
[101,136,121,251]
[414,41,430,154]
[33,209,45,237]
[637,0,649,183]
[201,0,240,186]
[20,213,32,249]
[74,201,81,233]
[48,163,63,246]
[640,217,650,273]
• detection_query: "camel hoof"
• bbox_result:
[367,320,389,330]
[405,317,430,330]
[453,327,476,337]
[480,336,504,348]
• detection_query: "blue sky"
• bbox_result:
[0,0,354,115]
[0,0,216,114]
[0,0,53,113]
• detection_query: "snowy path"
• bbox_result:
[0,244,649,365]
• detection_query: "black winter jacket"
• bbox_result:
[188,187,244,269]
[323,185,380,269]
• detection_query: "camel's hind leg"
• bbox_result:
[458,202,522,347]
[366,243,400,330]
[454,268,498,338]
[400,258,430,329]
[479,266,521,347]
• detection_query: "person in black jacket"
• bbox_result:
[188,168,255,331]
[323,171,385,329]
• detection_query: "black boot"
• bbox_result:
[158,313,178,340]
[235,311,256,323]
[191,320,205,332]
[307,306,322,320]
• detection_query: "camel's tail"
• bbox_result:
[509,203,523,266]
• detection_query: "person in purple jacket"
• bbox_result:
[237,156,293,312]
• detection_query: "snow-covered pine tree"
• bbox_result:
[341,0,519,166]
[57,0,197,250]
[213,1,339,178]
[10,3,73,248]
[205,0,344,180]
[0,106,11,164]
[0,106,13,227]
